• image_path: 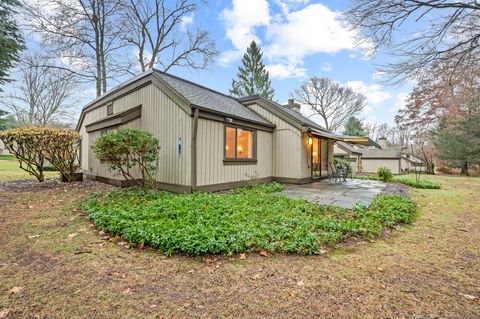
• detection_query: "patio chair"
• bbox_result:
[329,162,345,183]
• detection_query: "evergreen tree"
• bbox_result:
[434,114,480,175]
[229,41,275,99]
[343,116,366,136]
[0,0,24,90]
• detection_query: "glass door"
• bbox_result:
[312,137,328,179]
[312,137,321,178]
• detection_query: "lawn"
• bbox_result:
[0,156,59,181]
[82,184,415,255]
[0,175,479,317]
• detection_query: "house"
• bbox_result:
[76,70,373,192]
[334,138,425,174]
[0,140,12,156]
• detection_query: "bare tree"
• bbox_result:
[121,0,218,72]
[22,0,128,97]
[291,77,366,131]
[1,54,77,127]
[346,1,480,82]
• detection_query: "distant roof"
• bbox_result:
[336,141,363,154]
[361,148,402,159]
[155,71,273,126]
[238,95,326,131]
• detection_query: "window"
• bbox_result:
[107,103,113,115]
[224,126,256,161]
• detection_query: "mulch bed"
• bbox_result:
[0,178,113,193]
[382,182,409,197]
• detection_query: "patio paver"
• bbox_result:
[280,179,386,209]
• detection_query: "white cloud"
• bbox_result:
[266,62,307,79]
[372,71,386,80]
[321,62,332,72]
[220,1,371,79]
[390,92,409,114]
[274,0,309,16]
[265,4,357,60]
[345,81,391,105]
[180,13,194,32]
[219,0,270,65]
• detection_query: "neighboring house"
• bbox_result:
[0,139,12,156]
[334,138,425,174]
[76,70,373,192]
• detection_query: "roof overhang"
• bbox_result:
[307,128,381,147]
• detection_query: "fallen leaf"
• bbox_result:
[259,250,270,257]
[252,273,260,280]
[8,286,23,295]
[68,233,79,239]
[297,279,304,286]
[27,235,40,239]
[0,309,9,318]
[122,288,135,295]
[377,267,384,272]
[149,304,157,308]
[460,293,477,300]
[239,253,247,260]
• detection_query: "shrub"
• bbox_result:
[0,127,48,181]
[81,184,416,256]
[334,157,352,175]
[40,128,81,182]
[377,167,393,182]
[0,127,81,182]
[92,128,160,188]
[394,177,441,189]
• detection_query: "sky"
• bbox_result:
[20,0,414,129]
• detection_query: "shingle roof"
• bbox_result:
[237,95,326,131]
[155,71,273,126]
[336,141,362,154]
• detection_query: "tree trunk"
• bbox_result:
[460,162,469,175]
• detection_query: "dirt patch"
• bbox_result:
[0,175,479,318]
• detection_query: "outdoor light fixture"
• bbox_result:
[308,137,313,145]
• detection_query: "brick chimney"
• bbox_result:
[378,137,387,149]
[287,99,301,113]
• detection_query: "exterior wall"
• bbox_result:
[0,140,12,156]
[196,118,273,187]
[245,103,306,179]
[81,83,192,187]
[362,158,401,174]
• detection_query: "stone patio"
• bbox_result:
[280,179,386,209]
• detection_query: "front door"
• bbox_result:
[311,137,328,179]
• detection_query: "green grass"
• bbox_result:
[354,174,441,189]
[0,156,58,181]
[81,183,415,256]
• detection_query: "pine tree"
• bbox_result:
[343,116,366,136]
[229,41,275,99]
[0,0,24,90]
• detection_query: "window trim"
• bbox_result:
[107,103,113,115]
[223,124,257,164]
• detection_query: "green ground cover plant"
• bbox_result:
[355,174,441,189]
[81,183,415,256]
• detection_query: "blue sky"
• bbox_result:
[171,0,412,127]
[21,0,413,128]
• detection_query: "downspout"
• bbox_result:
[191,107,199,192]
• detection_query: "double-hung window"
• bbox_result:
[224,126,256,162]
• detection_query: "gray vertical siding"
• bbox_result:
[245,103,306,179]
[80,83,192,186]
[196,119,273,186]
